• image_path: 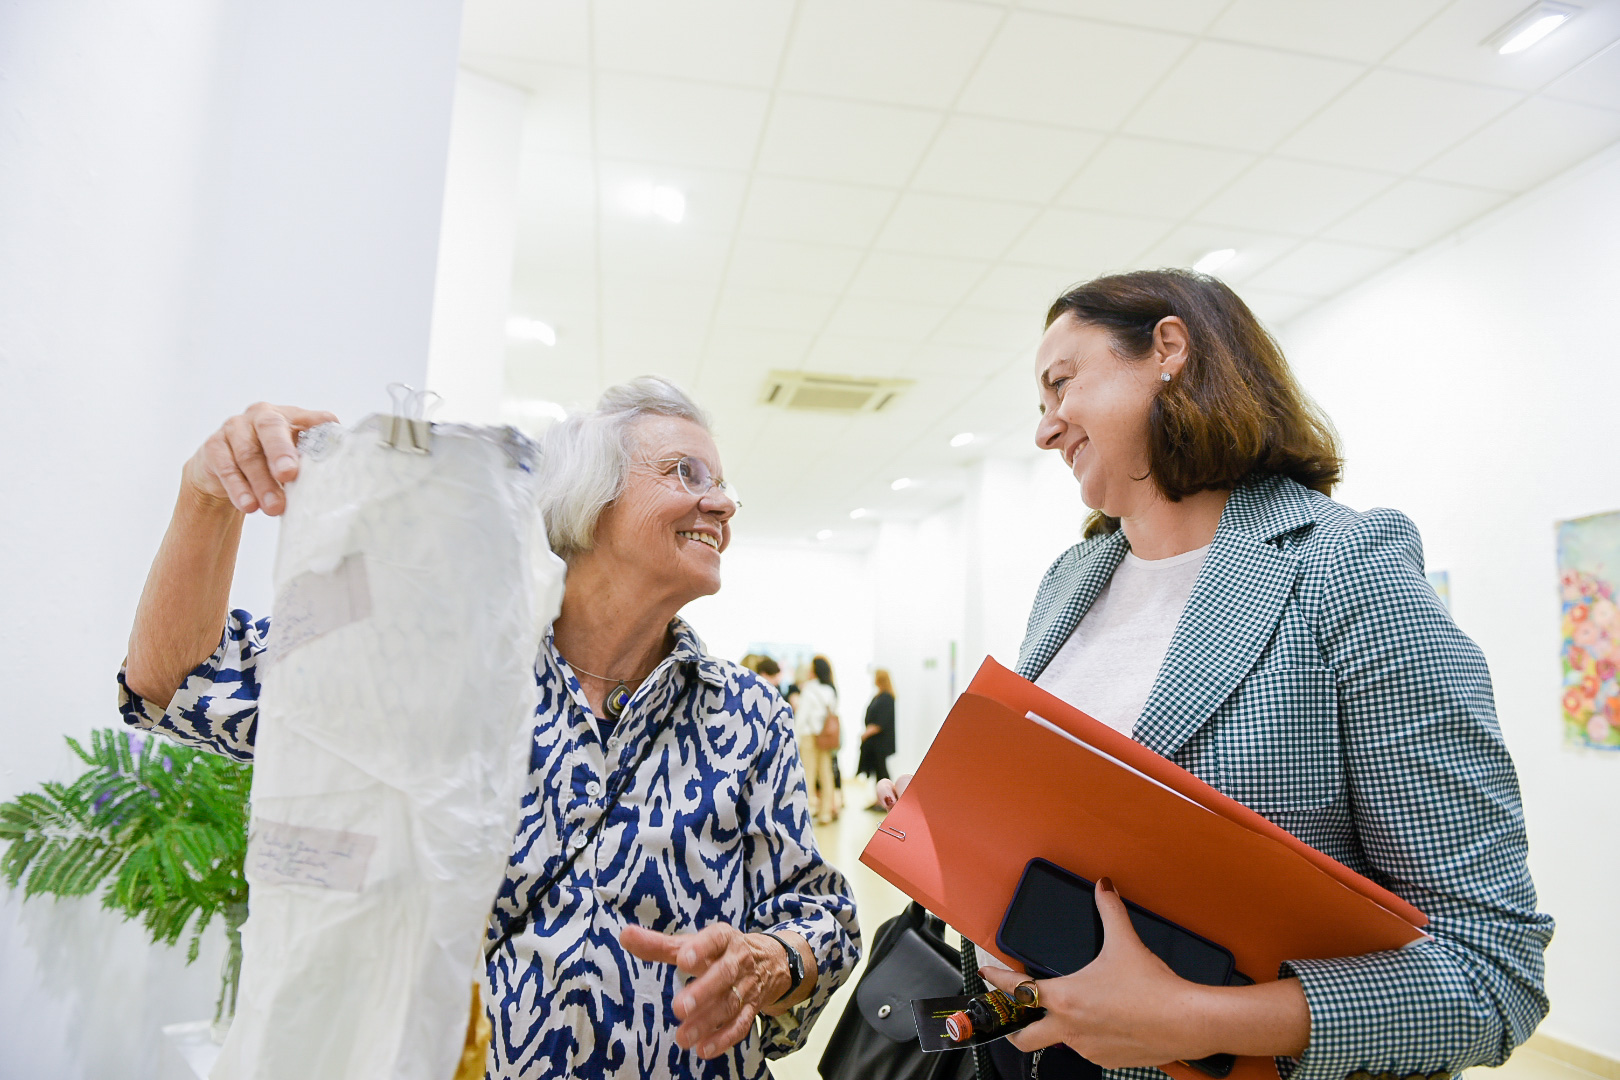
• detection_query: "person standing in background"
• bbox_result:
[794,656,840,826]
[857,669,896,811]
[755,656,783,695]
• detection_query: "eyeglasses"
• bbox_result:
[637,456,742,508]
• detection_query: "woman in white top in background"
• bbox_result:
[877,269,1550,1080]
[794,656,840,826]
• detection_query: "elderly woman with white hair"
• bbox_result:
[117,377,860,1079]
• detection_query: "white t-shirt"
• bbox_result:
[1034,543,1210,736]
[794,680,838,741]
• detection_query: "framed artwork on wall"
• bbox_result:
[1556,511,1620,752]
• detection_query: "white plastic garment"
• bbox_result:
[215,417,566,1080]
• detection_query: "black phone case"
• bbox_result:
[995,858,1245,1079]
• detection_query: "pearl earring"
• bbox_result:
[1160,371,1172,382]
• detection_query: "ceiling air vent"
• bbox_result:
[760,371,914,414]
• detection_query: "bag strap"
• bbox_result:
[959,937,992,1080]
[484,714,667,961]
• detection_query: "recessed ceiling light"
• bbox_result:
[622,181,686,224]
[1488,2,1578,54]
[1193,248,1237,275]
[950,432,974,448]
[506,316,556,345]
[890,477,913,491]
[849,508,869,519]
[815,529,833,541]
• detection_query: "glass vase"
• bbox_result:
[212,901,249,1043]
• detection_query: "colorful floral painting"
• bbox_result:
[1557,511,1620,751]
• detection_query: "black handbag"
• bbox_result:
[818,902,978,1080]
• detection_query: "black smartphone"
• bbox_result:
[995,859,1239,1078]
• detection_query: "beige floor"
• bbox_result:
[771,791,1603,1080]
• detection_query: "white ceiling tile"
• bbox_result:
[802,334,917,376]
[1278,69,1522,174]
[739,177,898,246]
[1246,239,1405,296]
[1193,159,1396,236]
[822,296,953,341]
[845,251,990,307]
[959,12,1187,130]
[931,305,1044,349]
[1544,41,1620,111]
[593,0,794,87]
[597,160,750,235]
[780,0,1004,109]
[1001,208,1168,272]
[912,117,1104,203]
[595,73,769,170]
[1205,0,1451,64]
[599,223,732,283]
[599,319,710,379]
[756,96,942,187]
[506,354,603,410]
[700,326,814,376]
[1418,96,1620,191]
[874,193,1039,259]
[460,0,589,66]
[516,152,597,235]
[600,277,718,327]
[1016,0,1227,35]
[725,238,865,294]
[1124,42,1365,152]
[1237,288,1319,327]
[1320,178,1510,249]
[1383,0,1620,93]
[963,263,1081,314]
[906,342,1027,381]
[713,286,840,334]
[1058,136,1256,218]
[1136,223,1298,283]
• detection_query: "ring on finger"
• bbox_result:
[1013,979,1040,1009]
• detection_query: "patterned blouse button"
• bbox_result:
[585,780,602,798]
[570,833,588,852]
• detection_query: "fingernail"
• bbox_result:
[276,455,297,476]
[679,949,695,967]
[234,495,253,511]
[1099,876,1115,893]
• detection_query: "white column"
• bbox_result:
[424,71,529,424]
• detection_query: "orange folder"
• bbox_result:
[860,658,1428,1080]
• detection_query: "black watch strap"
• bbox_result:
[762,931,805,1005]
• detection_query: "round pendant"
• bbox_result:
[605,682,632,719]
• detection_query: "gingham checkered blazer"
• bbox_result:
[1015,474,1553,1080]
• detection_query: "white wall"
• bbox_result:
[425,70,529,424]
[0,1,463,1075]
[682,540,876,782]
[1280,145,1620,1059]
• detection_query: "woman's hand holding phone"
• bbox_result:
[978,877,1311,1067]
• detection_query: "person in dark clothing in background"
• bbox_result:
[857,668,896,810]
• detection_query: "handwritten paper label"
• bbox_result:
[269,553,372,660]
[248,819,377,892]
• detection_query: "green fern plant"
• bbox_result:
[0,728,252,1027]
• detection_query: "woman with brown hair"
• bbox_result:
[879,269,1552,1080]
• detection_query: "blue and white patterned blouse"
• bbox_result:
[119,612,860,1079]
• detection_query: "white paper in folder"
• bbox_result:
[213,417,566,1080]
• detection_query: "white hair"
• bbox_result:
[536,376,712,559]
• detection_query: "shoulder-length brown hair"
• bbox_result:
[1046,269,1342,539]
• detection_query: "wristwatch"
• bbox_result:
[762,931,805,1005]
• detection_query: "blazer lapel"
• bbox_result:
[1016,530,1128,680]
[1131,478,1312,759]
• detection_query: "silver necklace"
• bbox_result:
[563,658,647,719]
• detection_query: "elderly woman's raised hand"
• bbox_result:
[620,923,813,1059]
[184,402,339,516]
